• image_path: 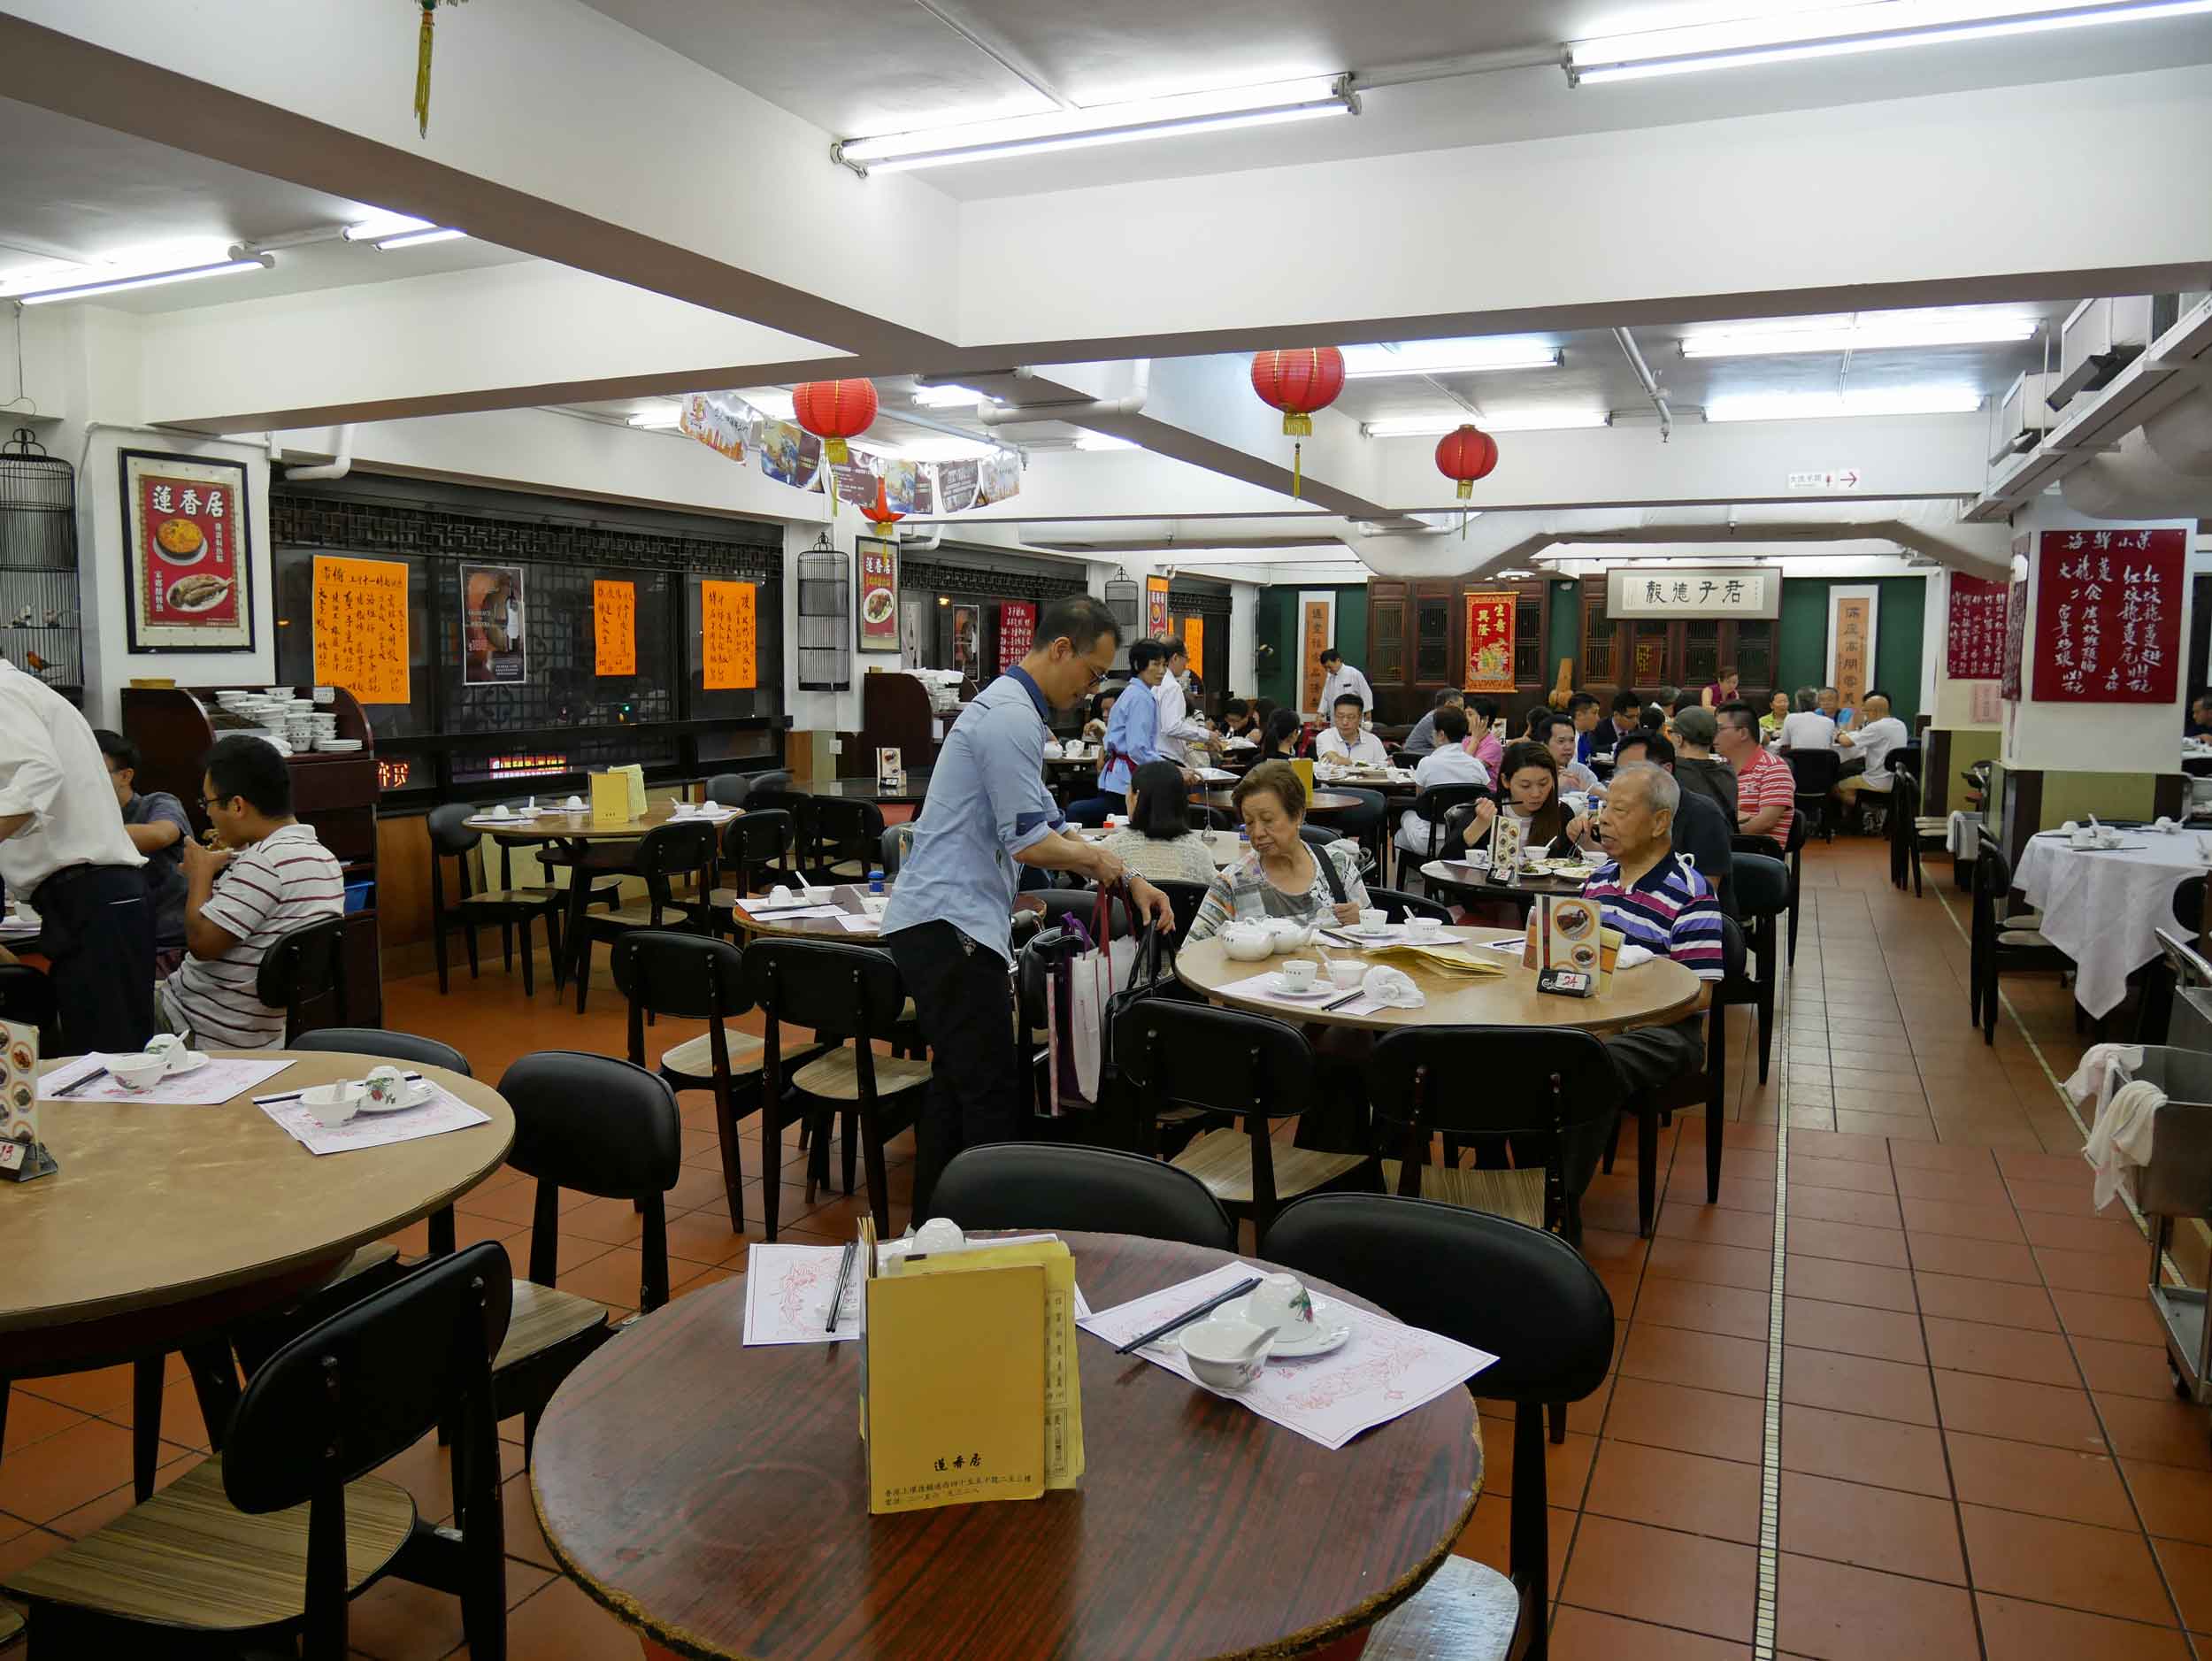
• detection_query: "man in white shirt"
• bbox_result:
[1317,650,1373,725]
[1776,688,1839,756]
[1835,693,1910,797]
[1315,694,1390,768]
[1396,705,1490,854]
[1153,639,1218,765]
[0,658,156,1052]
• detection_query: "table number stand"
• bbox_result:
[1,1019,58,1182]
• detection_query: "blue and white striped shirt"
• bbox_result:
[1584,853,1724,982]
[881,668,1064,965]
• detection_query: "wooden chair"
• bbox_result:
[1267,1195,1613,1661]
[1971,834,2071,1046]
[1151,878,1211,940]
[424,804,564,997]
[288,1027,472,1258]
[932,1142,1235,1250]
[3,1243,513,1661]
[1731,854,1789,1085]
[257,913,347,1043]
[742,938,931,1240]
[703,773,752,810]
[490,1051,680,1458]
[1116,998,1371,1242]
[572,820,718,1013]
[1407,782,1490,864]
[715,809,796,909]
[2135,876,2206,1044]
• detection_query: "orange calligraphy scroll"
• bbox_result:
[594,581,636,677]
[311,555,411,705]
[1463,590,1517,694]
[1180,615,1204,678]
[702,581,757,690]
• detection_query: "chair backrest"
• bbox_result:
[290,1027,472,1077]
[255,913,348,1040]
[1786,749,1841,792]
[704,773,751,810]
[1193,804,1235,830]
[425,803,482,858]
[1263,1194,1613,1407]
[638,819,718,886]
[1152,878,1211,939]
[1362,885,1452,925]
[1411,782,1490,826]
[223,1241,512,1511]
[746,770,795,807]
[499,1050,681,1202]
[881,822,916,877]
[1975,831,2014,898]
[1731,852,1789,919]
[807,796,887,866]
[1366,1027,1620,1146]
[726,808,794,868]
[1330,786,1386,827]
[1295,825,1340,850]
[741,936,910,1047]
[611,929,750,1025]
[931,1142,1236,1250]
[1112,997,1316,1124]
[1890,765,1922,829]
[0,964,58,1052]
[2177,875,2206,934]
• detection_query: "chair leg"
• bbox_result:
[518,915,536,998]
[501,921,514,973]
[861,1105,894,1240]
[1707,1092,1724,1204]
[1547,1399,1565,1445]
[1509,1403,1550,1647]
[762,1096,784,1242]
[433,912,451,996]
[573,932,592,1015]
[132,1354,164,1502]
[841,1105,859,1197]
[180,1341,240,1454]
[1600,1110,1619,1177]
[1757,979,1775,1086]
[1636,1106,1658,1239]
[711,1077,747,1235]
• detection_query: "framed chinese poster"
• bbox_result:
[2032,527,2185,703]
[857,535,900,651]
[1463,589,1517,693]
[120,450,254,653]
[1944,573,2008,681]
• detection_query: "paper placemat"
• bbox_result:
[835,913,882,933]
[1078,1260,1494,1450]
[256,1084,491,1155]
[41,1054,295,1105]
[741,904,843,922]
[744,1234,1091,1346]
[1215,969,1365,1013]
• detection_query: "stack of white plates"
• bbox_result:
[317,738,363,753]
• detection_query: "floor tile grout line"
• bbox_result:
[1755,916,1794,1661]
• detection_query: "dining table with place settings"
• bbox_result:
[2015,826,2212,1019]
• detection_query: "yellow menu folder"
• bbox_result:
[614,763,648,819]
[588,771,632,826]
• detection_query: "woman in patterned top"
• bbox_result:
[1188,760,1368,941]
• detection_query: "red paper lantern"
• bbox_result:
[860,476,902,529]
[1434,425,1499,499]
[1248,348,1346,498]
[791,378,879,465]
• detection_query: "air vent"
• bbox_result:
[2049,296,2154,410]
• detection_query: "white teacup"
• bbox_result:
[1407,917,1446,942]
[107,1053,168,1095]
[2070,829,2095,850]
[362,1065,411,1110]
[1279,959,1317,993]
[488,804,512,820]
[1358,908,1386,933]
[769,885,796,905]
[912,1217,965,1253]
[1247,1272,1317,1333]
[564,795,586,811]
[1328,959,1365,990]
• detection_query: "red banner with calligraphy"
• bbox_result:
[998,600,1035,674]
[1463,590,1516,693]
[2032,527,2184,704]
[1945,573,2008,681]
[2001,574,2028,702]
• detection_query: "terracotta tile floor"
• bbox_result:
[5,834,2209,1659]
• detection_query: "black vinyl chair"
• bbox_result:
[424,804,565,997]
[491,1052,680,1458]
[572,820,718,1012]
[932,1143,1235,1250]
[1033,888,1134,938]
[798,797,887,885]
[1362,886,1454,925]
[742,938,931,1240]
[718,808,797,904]
[288,1028,473,1261]
[1265,1195,1615,1661]
[704,773,752,810]
[1295,824,1342,853]
[257,913,348,1042]
[1117,999,1371,1241]
[2137,876,2206,1044]
[1786,748,1841,843]
[1971,834,2070,1045]
[1887,765,1948,898]
[0,962,58,1053]
[1152,878,1211,940]
[880,822,915,878]
[1731,853,1789,1085]
[4,1242,514,1661]
[1407,783,1490,863]
[1325,786,1387,878]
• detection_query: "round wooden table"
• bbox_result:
[1418,857,1602,915]
[531,1231,1480,1661]
[1194,788,1363,817]
[1176,925,1703,1035]
[4,1053,514,1375]
[728,882,890,939]
[1074,827,1248,869]
[803,773,935,806]
[464,802,728,842]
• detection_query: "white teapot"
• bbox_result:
[1219,921,1274,961]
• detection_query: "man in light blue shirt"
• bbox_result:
[884,595,1173,1211]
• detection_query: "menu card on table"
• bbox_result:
[41,1055,295,1106]
[255,1084,490,1156]
[1079,1260,1496,1450]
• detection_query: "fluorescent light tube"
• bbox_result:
[911,383,992,409]
[1568,0,2212,85]
[373,227,468,250]
[1681,314,2039,357]
[1342,342,1563,378]
[1361,411,1609,437]
[342,212,434,242]
[1074,434,1139,450]
[9,254,274,305]
[1704,388,1985,421]
[838,76,1353,173]
[627,407,683,428]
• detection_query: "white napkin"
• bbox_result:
[1616,944,1655,970]
[2085,1078,2165,1212]
[2064,1042,2144,1113]
[1362,966,1425,1009]
[2155,817,2185,834]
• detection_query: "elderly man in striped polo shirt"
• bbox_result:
[1586,762,1724,1098]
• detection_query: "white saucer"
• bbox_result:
[1213,1292,1353,1357]
[163,1050,210,1077]
[356,1081,436,1115]
[1264,974,1333,999]
[1342,925,1397,941]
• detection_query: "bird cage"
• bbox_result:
[797,529,852,691]
[0,428,84,705]
[1103,567,1141,670]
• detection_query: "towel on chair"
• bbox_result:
[2066,1042,2145,1115]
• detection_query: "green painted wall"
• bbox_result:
[1547,581,1583,689]
[1254,585,1367,710]
[1773,576,1928,727]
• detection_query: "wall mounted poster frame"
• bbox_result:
[120,450,254,653]
[857,535,899,651]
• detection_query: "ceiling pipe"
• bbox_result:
[284,423,354,481]
[1613,328,1672,442]
[978,360,1151,427]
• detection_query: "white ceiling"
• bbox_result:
[578,0,2212,198]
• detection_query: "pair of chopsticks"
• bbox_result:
[1114,1275,1262,1356]
[254,1071,424,1106]
[826,1241,859,1333]
[50,1065,110,1098]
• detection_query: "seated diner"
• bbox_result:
[1188,759,1368,939]
[1313,694,1390,768]
[1455,739,1599,859]
[1102,760,1219,883]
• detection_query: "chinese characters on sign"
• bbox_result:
[857,536,899,650]
[2032,527,2184,704]
[593,581,636,677]
[2001,573,2028,702]
[1463,590,1517,693]
[1602,566,1778,619]
[1180,615,1204,679]
[121,451,253,653]
[1301,600,1332,715]
[701,580,758,691]
[998,600,1036,675]
[311,556,411,705]
[678,393,746,462]
[1832,596,1872,710]
[1945,573,2008,681]
[1146,575,1171,640]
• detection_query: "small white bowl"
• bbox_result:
[300,1081,364,1127]
[1180,1317,1278,1391]
[107,1054,169,1094]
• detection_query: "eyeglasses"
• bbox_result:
[200,796,228,811]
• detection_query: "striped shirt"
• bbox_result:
[1584,853,1724,982]
[1188,838,1368,941]
[1734,745,1795,847]
[164,824,345,1048]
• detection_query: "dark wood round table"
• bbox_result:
[1195,788,1363,817]
[530,1232,1482,1661]
[803,772,936,806]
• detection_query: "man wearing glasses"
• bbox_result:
[884,595,1175,1214]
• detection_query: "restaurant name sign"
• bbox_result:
[1603,566,1779,620]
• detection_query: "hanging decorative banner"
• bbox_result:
[1146,575,1171,640]
[757,421,823,488]
[702,581,758,690]
[1181,615,1205,677]
[461,564,526,686]
[937,459,980,514]
[1828,587,1876,711]
[1299,593,1335,714]
[978,452,1022,507]
[999,600,1036,674]
[1463,590,1517,693]
[1945,573,2008,681]
[2032,527,2184,704]
[680,394,747,462]
[857,536,900,651]
[884,459,925,514]
[312,555,411,705]
[121,450,253,653]
[831,463,880,506]
[1604,567,1779,619]
[594,580,636,677]
[2001,571,2029,702]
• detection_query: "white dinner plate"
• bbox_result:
[164,1050,210,1077]
[1213,1291,1354,1358]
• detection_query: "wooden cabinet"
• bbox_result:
[1363,578,1550,726]
[1577,576,1777,704]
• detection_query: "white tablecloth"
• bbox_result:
[2016,832,2212,1017]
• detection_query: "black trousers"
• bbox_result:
[35,864,157,1056]
[887,921,1019,1219]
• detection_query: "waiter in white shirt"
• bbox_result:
[0,659,156,1053]
[1154,639,1217,765]
[1316,649,1374,725]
